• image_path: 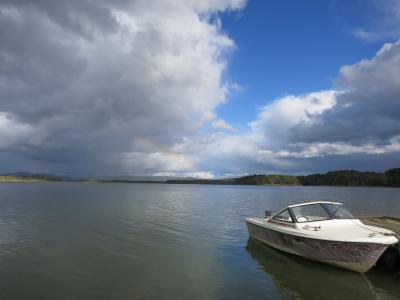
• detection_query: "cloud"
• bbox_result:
[211,119,235,131]
[0,113,35,149]
[292,42,400,145]
[1,0,400,178]
[250,91,337,150]
[0,0,246,175]
[228,82,245,93]
[352,0,400,42]
[181,42,400,176]
[353,28,380,42]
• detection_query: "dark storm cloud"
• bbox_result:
[291,42,400,146]
[0,0,245,175]
[189,42,400,176]
[1,0,399,177]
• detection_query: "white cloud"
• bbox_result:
[272,138,400,159]
[185,171,215,179]
[180,41,400,176]
[250,91,337,149]
[353,28,380,42]
[1,0,400,178]
[352,0,400,42]
[0,0,246,176]
[0,113,35,149]
[119,151,193,174]
[211,119,235,131]
[295,41,400,145]
[229,82,245,92]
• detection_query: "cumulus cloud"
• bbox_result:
[292,42,400,146]
[211,119,235,131]
[250,91,337,149]
[1,0,400,177]
[183,42,400,176]
[0,113,35,149]
[0,0,245,175]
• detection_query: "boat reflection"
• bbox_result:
[246,237,400,300]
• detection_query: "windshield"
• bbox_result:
[323,203,354,219]
[273,209,292,222]
[291,204,330,222]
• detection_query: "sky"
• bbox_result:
[218,0,389,124]
[1,0,400,178]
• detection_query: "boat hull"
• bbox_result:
[246,220,390,273]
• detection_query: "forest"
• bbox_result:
[167,168,400,187]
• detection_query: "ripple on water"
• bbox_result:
[0,183,399,300]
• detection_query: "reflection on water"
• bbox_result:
[246,237,400,300]
[0,183,399,299]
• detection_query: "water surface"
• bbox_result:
[0,183,399,299]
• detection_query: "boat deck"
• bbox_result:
[361,216,400,236]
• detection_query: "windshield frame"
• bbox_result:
[273,202,356,224]
[320,203,355,220]
[272,208,295,223]
[290,203,332,223]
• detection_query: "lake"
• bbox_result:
[0,182,399,299]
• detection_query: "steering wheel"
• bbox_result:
[296,215,309,222]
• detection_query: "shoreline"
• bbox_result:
[1,179,399,188]
[1,167,399,187]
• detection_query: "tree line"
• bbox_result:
[234,168,400,186]
[3,168,400,186]
[166,168,400,186]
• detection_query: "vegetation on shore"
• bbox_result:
[84,179,164,184]
[298,170,388,186]
[165,178,235,185]
[1,168,400,186]
[0,175,62,182]
[232,174,300,185]
[166,168,400,187]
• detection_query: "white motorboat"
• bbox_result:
[246,201,399,273]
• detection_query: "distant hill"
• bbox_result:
[84,179,165,184]
[166,168,400,187]
[1,168,400,186]
[0,172,63,182]
[166,175,298,185]
[166,178,236,185]
[83,175,188,184]
[106,175,187,182]
[233,174,299,185]
[298,170,386,186]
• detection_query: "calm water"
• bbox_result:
[0,183,399,300]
